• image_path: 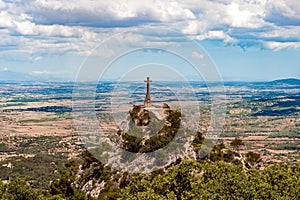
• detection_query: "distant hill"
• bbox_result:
[0,70,63,82]
[269,78,300,85]
[0,70,37,81]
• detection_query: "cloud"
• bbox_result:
[78,46,115,58]
[265,0,300,26]
[31,70,60,75]
[144,41,178,47]
[192,51,204,59]
[181,1,300,50]
[0,0,300,59]
[0,0,5,9]
[263,41,300,51]
[21,0,195,27]
[256,26,300,42]
[227,3,266,28]
[196,30,238,44]
[114,32,144,43]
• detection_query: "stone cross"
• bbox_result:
[144,77,152,107]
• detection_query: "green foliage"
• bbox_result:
[162,103,170,109]
[191,131,205,154]
[165,110,181,129]
[121,160,300,200]
[0,143,7,152]
[0,135,81,189]
[2,154,299,200]
[190,161,249,199]
[129,105,140,120]
[49,166,87,200]
[18,118,59,123]
[122,108,181,153]
[259,164,300,199]
[207,143,234,162]
[97,187,121,200]
[48,156,87,199]
[122,160,202,199]
[268,128,300,138]
[0,153,67,189]
[58,114,74,120]
[81,150,101,169]
[230,137,245,151]
[0,176,44,200]
[64,159,80,173]
[245,151,261,165]
[269,142,300,150]
[0,180,5,198]
[122,133,143,153]
[129,105,150,126]
[49,170,75,197]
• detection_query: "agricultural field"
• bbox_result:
[0,79,299,188]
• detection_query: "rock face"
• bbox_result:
[129,105,151,126]
[121,103,181,153]
[120,105,155,133]
[66,102,257,199]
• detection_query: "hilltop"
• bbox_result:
[0,70,64,82]
[0,70,35,81]
[269,78,300,85]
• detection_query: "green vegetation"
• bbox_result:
[49,168,86,200]
[268,128,300,138]
[270,142,300,151]
[40,137,294,199]
[0,143,7,152]
[4,158,297,199]
[49,150,119,200]
[191,131,205,154]
[245,151,261,165]
[1,82,300,199]
[0,144,299,199]
[58,114,74,120]
[219,132,247,137]
[122,133,143,153]
[230,137,245,151]
[19,118,59,123]
[0,176,46,200]
[0,135,82,189]
[254,107,299,116]
[208,143,235,163]
[122,106,181,153]
[121,160,300,199]
[0,154,67,189]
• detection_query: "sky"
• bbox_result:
[0,0,300,81]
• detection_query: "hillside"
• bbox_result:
[0,70,62,82]
[0,70,36,81]
[269,78,300,85]
[1,140,299,199]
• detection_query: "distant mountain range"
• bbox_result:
[0,70,63,82]
[0,70,299,84]
[269,78,300,85]
[0,70,36,81]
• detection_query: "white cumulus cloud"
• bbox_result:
[192,51,204,59]
[263,41,300,51]
[196,30,238,44]
[0,0,299,59]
